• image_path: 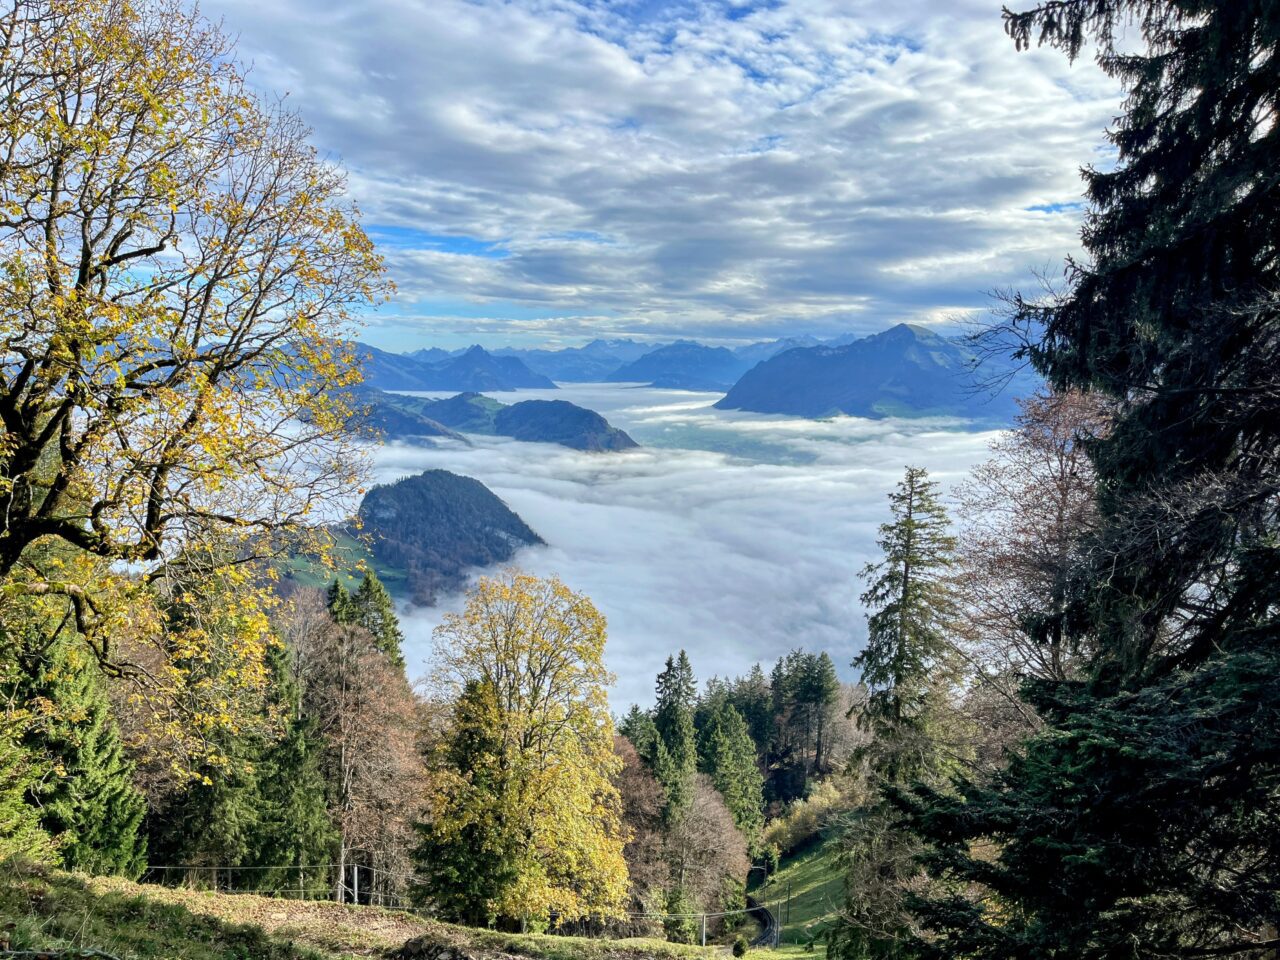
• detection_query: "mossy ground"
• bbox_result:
[0,863,723,960]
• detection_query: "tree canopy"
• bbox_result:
[0,0,387,768]
[417,572,629,928]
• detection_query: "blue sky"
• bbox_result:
[207,0,1119,352]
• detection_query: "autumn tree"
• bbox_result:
[289,590,422,906]
[0,0,386,767]
[953,389,1107,684]
[949,389,1108,770]
[416,572,629,928]
[612,735,668,937]
[662,776,751,943]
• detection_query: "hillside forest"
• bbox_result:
[0,1,1277,959]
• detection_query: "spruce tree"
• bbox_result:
[350,571,405,667]
[246,642,337,896]
[852,467,957,785]
[0,708,53,864]
[17,638,146,877]
[699,703,765,853]
[653,653,698,818]
[832,467,958,960]
[326,579,355,624]
[902,3,1280,958]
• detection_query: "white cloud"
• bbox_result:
[204,0,1119,346]
[370,384,998,709]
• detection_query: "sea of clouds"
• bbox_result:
[370,384,1000,709]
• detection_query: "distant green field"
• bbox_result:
[751,836,842,958]
[278,528,410,595]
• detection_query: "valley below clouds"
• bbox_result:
[372,384,1001,707]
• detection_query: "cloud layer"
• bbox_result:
[370,385,998,708]
[205,0,1119,347]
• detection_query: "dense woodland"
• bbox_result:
[1,0,1277,958]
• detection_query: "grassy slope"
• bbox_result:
[752,837,842,958]
[0,864,721,960]
[278,528,409,594]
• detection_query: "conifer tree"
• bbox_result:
[246,642,337,896]
[853,467,957,785]
[18,638,146,877]
[698,703,765,853]
[326,580,355,625]
[832,467,958,960]
[0,708,53,864]
[901,3,1280,957]
[619,705,659,762]
[350,571,405,667]
[653,653,698,817]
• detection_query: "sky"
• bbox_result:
[205,0,1120,351]
[371,384,1000,708]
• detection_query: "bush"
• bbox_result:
[761,780,848,856]
[733,935,749,957]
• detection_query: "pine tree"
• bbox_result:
[17,638,146,877]
[350,571,406,668]
[901,3,1280,958]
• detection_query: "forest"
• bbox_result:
[1,0,1277,959]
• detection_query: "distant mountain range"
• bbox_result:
[360,323,1037,421]
[358,469,543,605]
[358,389,638,451]
[716,323,1034,419]
[357,342,554,391]
[492,339,656,381]
[606,342,751,391]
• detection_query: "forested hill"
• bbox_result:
[365,390,639,451]
[347,386,467,445]
[357,470,544,605]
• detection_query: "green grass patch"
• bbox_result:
[276,528,409,594]
[750,836,843,957]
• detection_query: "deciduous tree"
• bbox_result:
[0,0,386,767]
[416,572,628,928]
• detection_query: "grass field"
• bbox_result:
[278,528,410,595]
[751,836,843,958]
[0,862,723,960]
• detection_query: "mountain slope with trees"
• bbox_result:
[362,391,638,451]
[357,471,545,605]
